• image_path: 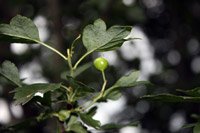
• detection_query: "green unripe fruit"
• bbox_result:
[93,57,109,71]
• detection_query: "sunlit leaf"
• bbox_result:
[82,18,131,52]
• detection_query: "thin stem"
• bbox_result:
[70,34,81,55]
[61,85,74,103]
[73,50,94,70]
[100,70,107,95]
[99,70,107,96]
[100,80,107,95]
[67,49,74,77]
[102,71,106,84]
[80,70,107,111]
[34,40,68,61]
[61,85,70,92]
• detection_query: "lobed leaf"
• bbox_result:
[13,83,61,105]
[82,19,131,53]
[0,60,21,87]
[0,15,40,43]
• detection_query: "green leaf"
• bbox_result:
[67,115,88,133]
[82,18,131,52]
[67,115,78,126]
[177,87,200,97]
[13,83,61,105]
[53,110,70,122]
[100,121,139,130]
[73,62,92,77]
[68,123,88,133]
[0,60,21,87]
[66,76,95,99]
[79,113,101,129]
[103,71,142,100]
[194,123,200,133]
[106,90,122,100]
[112,70,140,88]
[0,15,40,43]
[61,62,92,79]
[86,106,97,116]
[141,94,200,103]
[104,81,150,101]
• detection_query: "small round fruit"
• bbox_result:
[93,57,109,71]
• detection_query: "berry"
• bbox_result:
[93,57,109,71]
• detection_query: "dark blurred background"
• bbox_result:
[0,0,200,133]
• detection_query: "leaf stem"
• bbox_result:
[34,40,68,61]
[70,34,81,55]
[102,71,106,85]
[67,49,74,77]
[73,50,94,70]
[100,70,107,95]
[61,85,70,92]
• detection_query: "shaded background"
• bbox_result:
[0,0,200,133]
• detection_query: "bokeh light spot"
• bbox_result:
[10,102,23,119]
[167,50,181,65]
[0,99,11,124]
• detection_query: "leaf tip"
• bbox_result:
[93,18,106,30]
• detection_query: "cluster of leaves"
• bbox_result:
[141,88,200,132]
[0,15,144,132]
